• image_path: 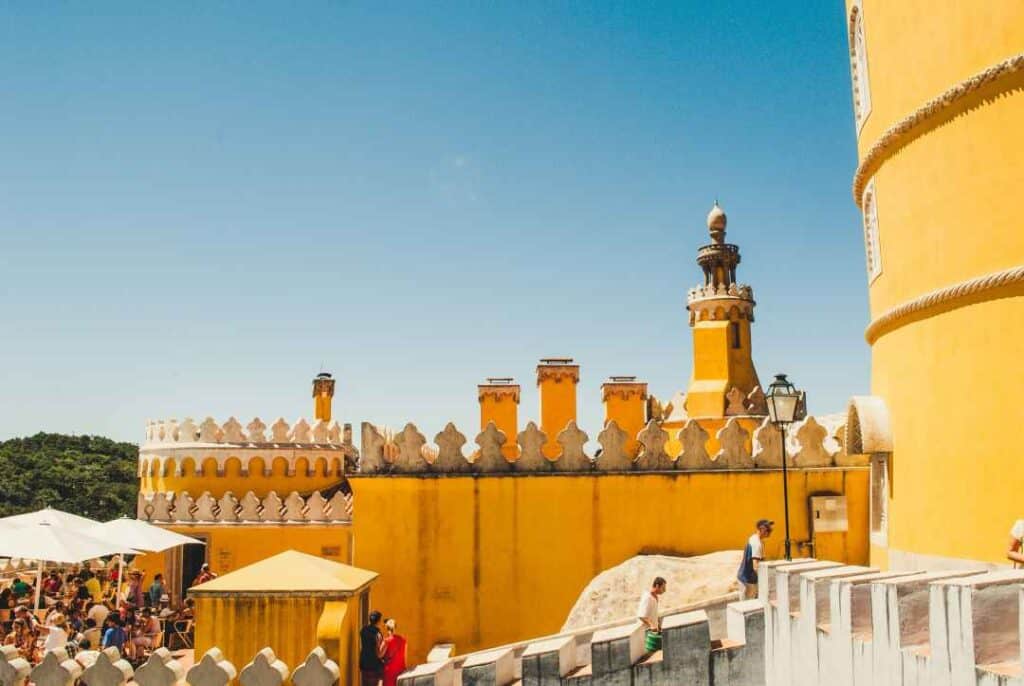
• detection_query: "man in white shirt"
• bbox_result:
[87,601,110,627]
[637,577,667,632]
[1007,520,1024,567]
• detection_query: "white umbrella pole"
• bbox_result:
[116,554,125,608]
[34,562,42,611]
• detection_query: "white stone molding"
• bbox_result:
[677,420,715,470]
[556,421,591,472]
[393,423,428,474]
[746,386,768,415]
[247,418,268,443]
[715,417,753,469]
[239,648,289,686]
[283,492,307,522]
[193,492,219,522]
[515,422,549,472]
[238,492,262,522]
[221,417,245,443]
[433,423,471,474]
[306,491,329,522]
[185,649,236,686]
[724,387,747,416]
[327,421,342,444]
[474,422,510,472]
[326,491,352,522]
[311,420,329,445]
[359,422,386,473]
[80,648,133,686]
[861,180,881,284]
[848,0,871,134]
[164,419,179,443]
[270,418,290,443]
[150,492,174,522]
[0,645,31,686]
[260,492,284,522]
[635,420,675,471]
[793,417,834,467]
[137,492,152,521]
[30,649,82,686]
[197,417,222,444]
[178,418,199,443]
[290,418,312,444]
[291,648,339,686]
[853,51,1024,207]
[134,648,185,686]
[217,492,240,523]
[595,421,632,472]
[752,418,786,468]
[172,492,196,523]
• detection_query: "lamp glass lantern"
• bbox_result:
[766,374,801,424]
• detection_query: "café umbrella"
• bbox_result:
[87,516,205,605]
[0,520,139,609]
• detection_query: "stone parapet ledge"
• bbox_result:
[144,416,354,448]
[138,489,352,525]
[459,648,516,686]
[356,412,866,476]
[521,635,577,685]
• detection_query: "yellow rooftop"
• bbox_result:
[189,550,377,596]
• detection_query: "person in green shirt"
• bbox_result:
[11,577,31,599]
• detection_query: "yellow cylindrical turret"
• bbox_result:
[601,377,648,457]
[478,378,520,459]
[537,358,579,459]
[313,373,336,423]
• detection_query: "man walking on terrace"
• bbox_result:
[737,518,773,599]
[359,610,386,686]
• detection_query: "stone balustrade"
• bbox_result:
[398,599,764,686]
[357,414,863,475]
[0,647,340,686]
[144,417,354,448]
[760,558,1024,686]
[137,489,352,524]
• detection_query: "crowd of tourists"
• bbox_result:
[359,611,408,686]
[0,566,195,665]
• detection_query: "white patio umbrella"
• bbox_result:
[0,506,101,532]
[0,520,139,610]
[87,517,205,606]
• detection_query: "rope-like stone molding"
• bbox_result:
[865,265,1024,344]
[852,52,1024,208]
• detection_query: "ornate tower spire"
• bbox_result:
[684,203,764,418]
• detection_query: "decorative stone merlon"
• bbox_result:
[1,646,31,686]
[291,648,339,686]
[186,649,236,686]
[135,649,185,686]
[239,648,289,686]
[845,395,892,454]
[80,648,133,686]
[30,649,82,686]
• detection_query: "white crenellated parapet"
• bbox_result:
[355,414,862,475]
[291,648,339,686]
[80,648,133,686]
[399,602,764,686]
[30,649,82,686]
[134,648,185,686]
[138,489,352,525]
[760,558,1024,686]
[140,417,357,479]
[0,646,31,686]
[239,648,289,686]
[186,649,236,686]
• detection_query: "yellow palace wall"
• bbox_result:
[847,0,1024,567]
[348,469,867,663]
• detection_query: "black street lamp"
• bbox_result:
[766,373,803,561]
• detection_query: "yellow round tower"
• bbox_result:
[134,373,357,600]
[844,1,1024,568]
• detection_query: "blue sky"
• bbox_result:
[0,2,869,443]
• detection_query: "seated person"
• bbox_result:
[10,577,31,600]
[81,618,102,649]
[132,608,161,652]
[87,600,110,627]
[42,571,63,598]
[4,618,37,662]
[101,616,127,653]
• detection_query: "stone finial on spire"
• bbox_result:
[707,201,727,242]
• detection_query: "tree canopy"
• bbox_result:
[0,433,138,521]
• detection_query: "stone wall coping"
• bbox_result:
[521,635,575,657]
[592,620,645,644]
[400,660,453,677]
[661,609,710,630]
[760,558,815,570]
[801,565,877,581]
[874,569,985,587]
[837,569,920,586]
[935,569,1024,589]
[460,647,514,669]
[346,466,868,479]
[724,599,762,616]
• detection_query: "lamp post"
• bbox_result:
[766,373,803,561]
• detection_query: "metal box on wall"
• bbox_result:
[810,495,849,533]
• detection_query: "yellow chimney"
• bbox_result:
[601,376,648,457]
[312,373,336,422]
[478,378,520,459]
[536,358,579,459]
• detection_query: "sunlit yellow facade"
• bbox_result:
[845,0,1024,569]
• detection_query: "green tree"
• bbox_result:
[0,433,138,521]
